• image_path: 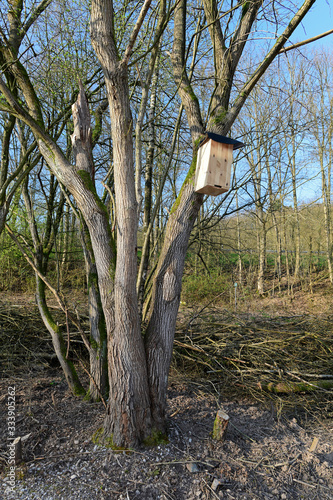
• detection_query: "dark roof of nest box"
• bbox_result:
[199,132,245,150]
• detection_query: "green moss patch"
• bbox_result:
[143,430,169,447]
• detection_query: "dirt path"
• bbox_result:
[1,372,332,499]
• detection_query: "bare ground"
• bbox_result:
[0,290,333,500]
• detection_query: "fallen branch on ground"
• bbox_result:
[258,379,333,393]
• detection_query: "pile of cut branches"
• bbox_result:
[173,307,333,422]
[0,301,56,375]
[0,300,87,376]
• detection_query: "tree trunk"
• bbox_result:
[320,149,333,283]
[282,207,291,294]
[145,181,203,431]
[236,192,242,285]
[102,66,152,447]
[257,215,266,296]
[0,0,318,449]
[137,51,160,313]
[0,114,16,235]
[35,274,85,395]
[290,145,301,280]
[21,175,85,396]
[71,83,109,401]
[91,0,153,447]
[80,222,108,401]
[60,202,70,285]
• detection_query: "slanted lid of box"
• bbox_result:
[200,132,244,150]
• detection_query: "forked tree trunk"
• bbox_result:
[101,66,152,446]
[144,0,259,431]
[0,0,317,449]
[143,0,204,431]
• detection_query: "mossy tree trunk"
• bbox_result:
[91,0,154,446]
[22,176,85,396]
[35,274,85,395]
[144,0,316,430]
[80,220,108,401]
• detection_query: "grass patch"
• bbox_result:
[182,272,230,304]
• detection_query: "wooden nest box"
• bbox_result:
[195,132,244,196]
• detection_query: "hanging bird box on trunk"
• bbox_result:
[194,132,244,196]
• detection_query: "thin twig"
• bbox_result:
[6,223,91,352]
[65,308,70,359]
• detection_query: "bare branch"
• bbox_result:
[122,0,153,64]
[21,0,53,41]
[279,28,333,53]
[221,0,317,134]
[171,0,204,142]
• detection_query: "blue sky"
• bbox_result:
[292,0,333,48]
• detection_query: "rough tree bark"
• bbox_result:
[0,114,15,233]
[90,0,154,446]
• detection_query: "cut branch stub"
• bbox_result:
[12,436,22,464]
[212,410,229,441]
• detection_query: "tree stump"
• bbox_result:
[212,410,229,441]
